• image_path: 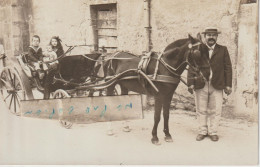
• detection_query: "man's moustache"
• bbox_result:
[208,39,216,42]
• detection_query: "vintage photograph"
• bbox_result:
[0,0,258,165]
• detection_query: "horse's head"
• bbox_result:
[162,33,206,75]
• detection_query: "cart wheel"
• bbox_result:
[53,89,73,129]
[0,67,27,115]
[53,89,70,99]
[103,83,123,96]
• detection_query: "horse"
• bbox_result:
[102,34,209,145]
[43,53,102,98]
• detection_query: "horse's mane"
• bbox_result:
[162,38,190,61]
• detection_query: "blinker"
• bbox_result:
[188,42,201,49]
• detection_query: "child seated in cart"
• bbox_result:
[27,35,45,79]
[42,44,59,71]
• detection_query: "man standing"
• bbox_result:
[187,27,232,141]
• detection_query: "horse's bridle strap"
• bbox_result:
[149,48,207,86]
[115,74,180,84]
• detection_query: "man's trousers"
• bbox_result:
[194,81,223,135]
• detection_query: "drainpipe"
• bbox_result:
[143,0,151,109]
[144,0,151,52]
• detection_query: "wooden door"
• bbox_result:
[96,4,117,53]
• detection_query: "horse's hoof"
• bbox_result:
[107,130,114,136]
[151,137,161,145]
[164,136,173,142]
[123,126,131,132]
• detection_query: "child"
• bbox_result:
[27,35,45,79]
[43,44,58,71]
[49,36,64,57]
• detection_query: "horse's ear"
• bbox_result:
[197,32,202,42]
[188,34,195,43]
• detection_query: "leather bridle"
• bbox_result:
[152,42,208,85]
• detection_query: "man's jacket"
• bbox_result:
[187,43,232,90]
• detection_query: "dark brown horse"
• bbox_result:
[103,34,208,145]
[43,53,102,98]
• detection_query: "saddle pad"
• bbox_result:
[138,52,152,73]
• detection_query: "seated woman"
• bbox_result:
[49,36,64,58]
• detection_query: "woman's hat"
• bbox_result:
[202,27,221,34]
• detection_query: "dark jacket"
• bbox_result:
[187,43,232,90]
[27,46,43,62]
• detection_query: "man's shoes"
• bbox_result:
[209,135,219,142]
[196,134,207,141]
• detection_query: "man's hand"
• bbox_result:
[224,86,232,95]
[188,85,195,94]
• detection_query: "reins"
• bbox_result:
[51,43,208,91]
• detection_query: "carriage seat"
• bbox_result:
[16,53,36,78]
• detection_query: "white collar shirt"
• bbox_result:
[206,43,216,59]
[206,43,216,81]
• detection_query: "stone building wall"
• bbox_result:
[0,0,14,61]
[0,0,30,65]
[30,0,88,54]
[235,4,258,120]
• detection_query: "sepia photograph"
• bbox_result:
[0,0,258,165]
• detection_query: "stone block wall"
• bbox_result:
[235,4,258,121]
[0,0,30,65]
[0,0,13,60]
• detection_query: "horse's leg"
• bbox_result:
[88,77,96,97]
[105,85,116,135]
[108,83,131,132]
[120,85,128,95]
[151,95,163,145]
[163,93,174,142]
[119,85,131,132]
[88,90,94,97]
[106,84,115,96]
[106,122,114,136]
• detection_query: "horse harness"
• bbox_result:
[77,44,208,93]
[137,42,207,87]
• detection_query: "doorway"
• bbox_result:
[90,4,117,53]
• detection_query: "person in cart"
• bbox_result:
[42,44,59,71]
[27,35,45,79]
